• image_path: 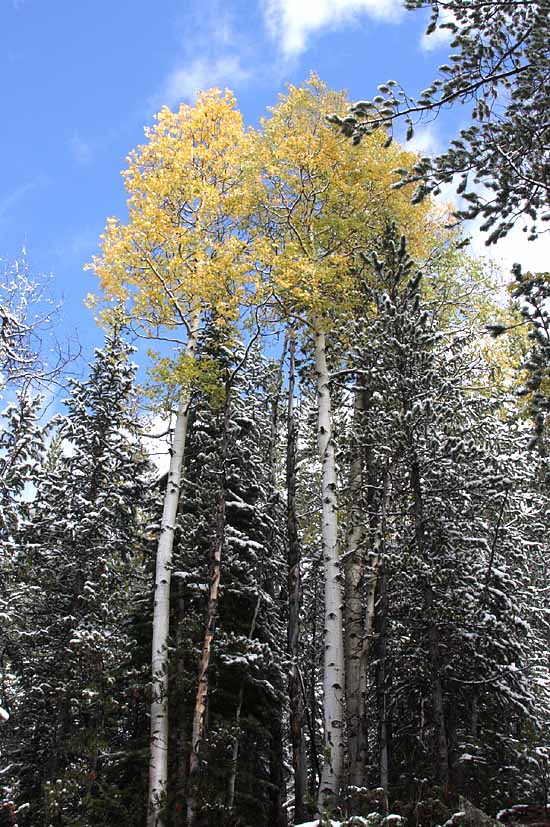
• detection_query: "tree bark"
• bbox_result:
[375,567,390,814]
[314,323,345,813]
[410,454,450,791]
[173,582,189,827]
[148,309,201,827]
[187,379,231,827]
[269,715,290,827]
[227,594,262,811]
[286,331,308,824]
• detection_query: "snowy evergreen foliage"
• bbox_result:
[1,252,549,826]
[338,230,550,814]
[510,265,550,447]
[0,330,154,826]
[165,323,288,827]
[0,393,45,542]
[334,1,550,244]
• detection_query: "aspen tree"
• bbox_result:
[254,75,432,811]
[88,90,252,827]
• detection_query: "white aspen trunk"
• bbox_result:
[147,309,201,827]
[286,331,308,823]
[314,322,345,813]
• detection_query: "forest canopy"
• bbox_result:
[1,69,549,827]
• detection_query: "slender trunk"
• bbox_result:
[352,463,391,802]
[148,309,201,827]
[174,582,189,827]
[344,387,368,789]
[410,455,449,790]
[426,582,450,790]
[362,464,390,674]
[376,567,389,814]
[286,331,308,823]
[269,715,290,827]
[308,569,322,799]
[187,380,231,827]
[314,323,345,812]
[227,594,262,811]
[269,333,288,485]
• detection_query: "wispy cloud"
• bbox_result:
[420,6,456,52]
[151,3,254,111]
[263,0,403,58]
[408,124,442,157]
[0,176,48,223]
[432,175,549,276]
[468,222,549,277]
[157,55,250,108]
[68,133,93,165]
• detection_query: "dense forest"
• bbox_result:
[1,5,549,825]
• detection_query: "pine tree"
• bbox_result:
[342,230,550,815]
[159,323,288,827]
[0,330,153,827]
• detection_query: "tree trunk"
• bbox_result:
[314,323,345,813]
[269,715,290,827]
[376,567,390,814]
[344,386,368,790]
[227,594,262,811]
[174,582,189,827]
[148,309,201,827]
[426,582,450,791]
[286,331,308,824]
[308,564,322,800]
[410,454,450,791]
[187,379,231,827]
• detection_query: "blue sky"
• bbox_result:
[1,0,547,364]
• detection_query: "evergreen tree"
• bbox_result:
[342,232,550,815]
[165,324,288,827]
[0,330,153,827]
[335,0,550,244]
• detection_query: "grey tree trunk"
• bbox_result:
[187,378,231,827]
[286,331,308,823]
[148,309,201,827]
[174,582,189,827]
[410,454,450,790]
[314,323,345,813]
[227,594,262,811]
[376,567,390,813]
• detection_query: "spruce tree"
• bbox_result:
[0,330,153,827]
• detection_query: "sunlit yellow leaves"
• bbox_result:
[87,76,454,396]
[251,74,435,322]
[87,89,255,342]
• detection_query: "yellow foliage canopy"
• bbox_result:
[251,74,438,321]
[87,89,255,333]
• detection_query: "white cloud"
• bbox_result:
[264,0,403,57]
[157,55,250,108]
[469,224,549,277]
[141,414,173,476]
[434,177,549,277]
[420,6,456,52]
[407,124,442,157]
[151,3,254,112]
